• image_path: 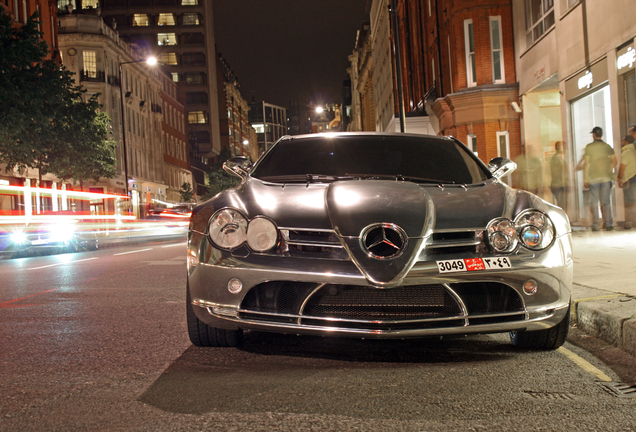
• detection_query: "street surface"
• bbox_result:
[1,239,635,431]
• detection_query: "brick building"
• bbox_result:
[1,0,59,59]
[390,0,521,166]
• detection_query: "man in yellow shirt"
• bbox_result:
[618,134,636,229]
[584,127,617,231]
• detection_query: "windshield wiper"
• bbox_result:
[344,173,454,184]
[258,174,343,183]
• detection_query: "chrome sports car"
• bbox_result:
[186,133,572,350]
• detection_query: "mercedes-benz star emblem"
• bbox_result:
[361,223,407,259]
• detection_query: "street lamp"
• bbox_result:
[118,56,157,200]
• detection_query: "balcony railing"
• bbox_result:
[79,70,105,82]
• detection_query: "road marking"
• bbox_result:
[114,248,153,256]
[0,289,58,307]
[557,347,612,382]
[161,243,187,248]
[27,257,99,270]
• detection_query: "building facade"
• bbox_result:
[248,102,287,154]
[98,0,222,161]
[217,54,254,159]
[512,0,636,225]
[58,12,174,217]
[348,22,375,132]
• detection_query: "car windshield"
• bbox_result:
[250,135,491,185]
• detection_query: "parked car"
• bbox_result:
[186,132,573,350]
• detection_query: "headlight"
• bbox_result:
[50,224,75,242]
[486,210,555,253]
[515,210,554,250]
[208,208,248,249]
[246,217,278,252]
[486,218,518,253]
[11,232,27,244]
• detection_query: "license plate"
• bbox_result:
[32,239,48,245]
[436,257,512,273]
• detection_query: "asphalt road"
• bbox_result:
[1,240,635,431]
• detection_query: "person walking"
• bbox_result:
[550,141,568,209]
[617,134,636,229]
[584,126,617,231]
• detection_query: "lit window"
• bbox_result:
[132,14,149,26]
[188,111,208,124]
[158,13,176,26]
[490,16,505,83]
[181,0,198,5]
[171,73,179,83]
[464,19,476,87]
[82,0,98,8]
[182,13,200,26]
[160,53,178,65]
[525,0,555,47]
[158,33,177,46]
[83,51,97,78]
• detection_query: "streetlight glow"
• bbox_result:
[315,107,324,113]
[146,57,157,66]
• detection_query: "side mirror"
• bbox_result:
[223,156,252,179]
[488,157,517,179]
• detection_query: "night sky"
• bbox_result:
[212,0,370,109]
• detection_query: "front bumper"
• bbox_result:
[187,231,573,339]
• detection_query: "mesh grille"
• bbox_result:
[450,282,524,314]
[240,281,316,314]
[303,285,462,319]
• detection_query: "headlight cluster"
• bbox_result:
[486,210,554,253]
[208,208,279,252]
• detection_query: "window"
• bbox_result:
[171,73,179,83]
[183,72,206,85]
[83,51,97,78]
[181,32,204,45]
[188,111,208,124]
[82,0,98,7]
[181,0,198,5]
[182,52,205,65]
[158,13,176,26]
[525,0,555,47]
[160,53,178,65]
[14,0,19,21]
[186,92,208,104]
[132,14,149,26]
[182,13,200,26]
[496,131,510,158]
[467,134,477,154]
[464,19,476,86]
[21,0,27,23]
[490,16,505,83]
[158,33,177,46]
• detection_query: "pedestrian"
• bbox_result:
[629,125,636,141]
[617,134,636,229]
[550,141,568,209]
[513,149,543,195]
[584,126,617,231]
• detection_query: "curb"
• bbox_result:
[573,294,636,357]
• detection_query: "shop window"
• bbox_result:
[464,19,476,87]
[188,111,208,124]
[132,14,149,26]
[158,33,177,46]
[525,0,555,47]
[158,13,176,26]
[182,13,200,26]
[160,53,178,65]
[83,50,97,78]
[490,16,505,84]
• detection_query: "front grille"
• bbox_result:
[238,281,526,331]
[423,230,484,257]
[303,285,461,319]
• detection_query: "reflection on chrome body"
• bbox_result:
[187,133,573,349]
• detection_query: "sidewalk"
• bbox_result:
[571,228,636,357]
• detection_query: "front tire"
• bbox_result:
[186,283,242,347]
[510,307,570,350]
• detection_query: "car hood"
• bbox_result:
[192,178,546,286]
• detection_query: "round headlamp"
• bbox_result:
[515,210,554,250]
[208,208,248,249]
[486,218,517,253]
[246,217,278,252]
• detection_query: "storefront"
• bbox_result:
[617,43,636,133]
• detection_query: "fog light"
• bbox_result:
[523,279,538,295]
[227,278,243,294]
